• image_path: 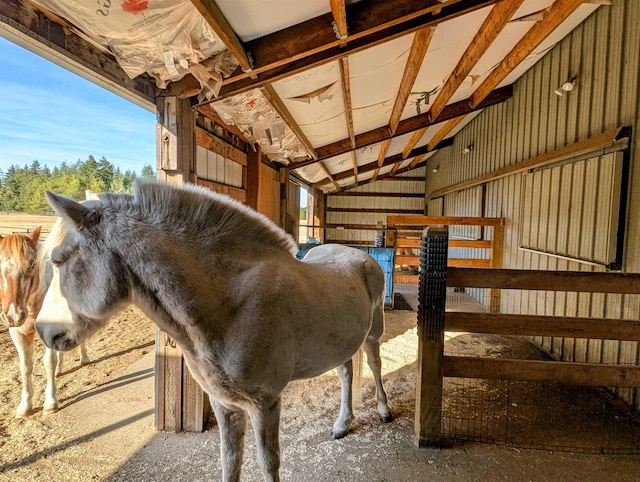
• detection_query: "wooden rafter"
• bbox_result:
[292,85,512,169]
[470,0,584,108]
[318,162,341,191]
[351,151,358,183]
[339,58,356,149]
[408,154,427,170]
[312,138,454,187]
[427,0,584,150]
[427,116,465,150]
[214,0,499,99]
[428,0,525,121]
[377,139,391,167]
[389,26,436,134]
[260,85,318,160]
[402,128,427,159]
[190,0,254,75]
[330,0,349,43]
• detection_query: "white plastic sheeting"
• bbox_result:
[30,0,238,94]
[212,89,309,164]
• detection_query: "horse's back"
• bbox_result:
[302,244,385,304]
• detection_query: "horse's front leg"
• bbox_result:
[79,342,90,365]
[331,359,354,439]
[248,397,281,482]
[210,398,247,482]
[9,328,35,417]
[43,348,59,413]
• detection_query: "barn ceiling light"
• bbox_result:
[554,76,577,96]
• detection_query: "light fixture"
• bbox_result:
[554,76,577,96]
[462,144,474,155]
[432,164,439,173]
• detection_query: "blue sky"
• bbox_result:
[0,36,156,175]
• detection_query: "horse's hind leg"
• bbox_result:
[43,348,59,413]
[331,358,355,439]
[248,397,282,482]
[9,328,34,417]
[210,399,247,482]
[363,337,393,423]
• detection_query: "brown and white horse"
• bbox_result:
[0,227,88,416]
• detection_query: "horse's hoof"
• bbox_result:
[15,409,32,418]
[43,405,59,415]
[80,360,90,366]
[330,429,348,440]
[380,414,394,424]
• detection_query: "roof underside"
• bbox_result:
[0,0,601,192]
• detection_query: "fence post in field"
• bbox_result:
[415,226,448,447]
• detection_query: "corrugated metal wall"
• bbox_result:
[325,168,426,244]
[425,0,640,407]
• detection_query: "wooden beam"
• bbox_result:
[351,151,358,182]
[295,85,512,169]
[389,26,436,134]
[470,0,585,108]
[318,162,341,191]
[442,356,640,387]
[312,137,455,186]
[340,59,357,149]
[428,0,525,120]
[215,0,499,99]
[190,0,253,74]
[330,0,349,42]
[260,85,318,160]
[0,0,158,107]
[387,215,504,227]
[427,116,465,150]
[408,154,426,169]
[377,139,391,167]
[446,312,640,342]
[447,267,640,294]
[428,126,625,198]
[402,129,427,159]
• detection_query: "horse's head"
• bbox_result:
[0,227,42,328]
[35,193,130,352]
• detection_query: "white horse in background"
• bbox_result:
[35,180,393,481]
[0,227,88,417]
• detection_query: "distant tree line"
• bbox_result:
[0,156,155,213]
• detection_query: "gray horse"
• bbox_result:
[35,180,392,481]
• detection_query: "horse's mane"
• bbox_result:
[41,181,299,258]
[0,234,34,269]
[130,181,298,256]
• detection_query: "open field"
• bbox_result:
[0,213,58,238]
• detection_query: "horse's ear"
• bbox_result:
[27,226,42,247]
[45,191,100,233]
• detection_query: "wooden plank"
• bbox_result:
[387,215,505,227]
[470,0,585,109]
[426,116,465,151]
[339,58,356,149]
[396,256,420,266]
[300,85,512,169]
[442,356,640,387]
[448,258,491,268]
[195,176,247,202]
[328,207,423,214]
[330,0,349,41]
[261,85,318,160]
[195,127,247,166]
[395,274,419,284]
[218,0,499,98]
[428,126,625,199]
[427,0,525,120]
[190,0,253,73]
[447,267,640,294]
[389,26,435,134]
[445,312,640,341]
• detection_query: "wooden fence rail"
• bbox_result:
[416,228,640,448]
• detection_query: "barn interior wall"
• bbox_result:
[425,0,640,407]
[325,168,426,245]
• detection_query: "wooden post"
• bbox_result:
[155,95,210,432]
[415,226,448,447]
[489,220,505,313]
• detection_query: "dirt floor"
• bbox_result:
[1,307,640,481]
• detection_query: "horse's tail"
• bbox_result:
[352,347,364,407]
